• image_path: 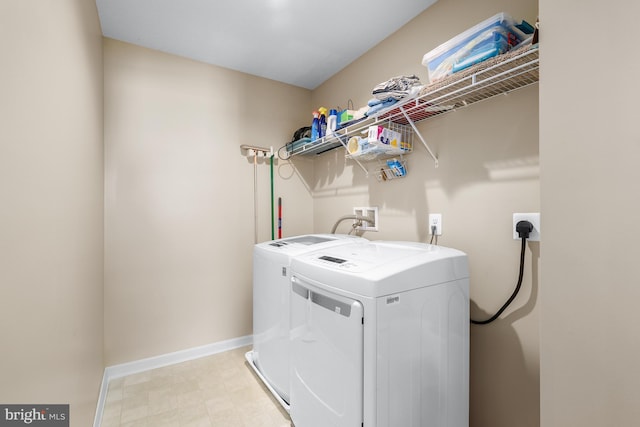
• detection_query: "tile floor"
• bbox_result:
[100,346,292,427]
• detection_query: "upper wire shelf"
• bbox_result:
[285,45,539,167]
[379,45,539,125]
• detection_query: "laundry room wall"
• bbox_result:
[307,0,540,426]
[0,0,104,425]
[103,39,313,365]
[539,1,640,426]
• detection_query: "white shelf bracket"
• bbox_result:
[399,106,438,168]
[334,131,369,176]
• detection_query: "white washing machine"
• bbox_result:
[246,234,366,410]
[289,240,469,427]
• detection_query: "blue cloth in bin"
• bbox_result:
[451,30,513,73]
[422,13,521,82]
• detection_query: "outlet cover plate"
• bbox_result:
[428,213,442,235]
[513,213,540,241]
[353,207,378,231]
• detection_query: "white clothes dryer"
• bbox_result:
[289,240,469,427]
[246,234,366,410]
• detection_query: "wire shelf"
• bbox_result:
[285,45,539,168]
[380,46,539,124]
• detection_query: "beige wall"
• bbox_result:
[0,1,104,426]
[10,1,640,425]
[539,1,640,426]
[103,39,313,365]
[309,0,540,426]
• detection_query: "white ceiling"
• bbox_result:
[95,0,438,89]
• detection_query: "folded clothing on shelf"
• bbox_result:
[367,75,423,116]
[366,97,398,116]
[372,75,423,101]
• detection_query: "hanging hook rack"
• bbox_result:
[241,144,274,243]
[241,144,273,157]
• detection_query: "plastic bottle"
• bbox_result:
[327,109,338,135]
[311,111,320,141]
[318,107,327,138]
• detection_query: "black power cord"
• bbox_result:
[429,225,438,245]
[471,220,533,325]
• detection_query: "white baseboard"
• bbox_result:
[93,335,253,427]
[93,369,110,427]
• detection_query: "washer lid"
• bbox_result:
[275,235,335,246]
[254,234,366,256]
[291,241,469,297]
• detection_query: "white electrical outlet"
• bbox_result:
[353,207,379,231]
[513,213,540,241]
[429,213,442,235]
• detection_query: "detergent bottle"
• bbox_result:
[311,111,320,141]
[327,109,338,135]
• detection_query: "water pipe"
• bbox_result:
[331,214,375,234]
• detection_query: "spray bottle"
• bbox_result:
[318,107,328,138]
[311,111,320,141]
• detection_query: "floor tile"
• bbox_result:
[100,346,291,427]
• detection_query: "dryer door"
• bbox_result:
[290,276,363,427]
